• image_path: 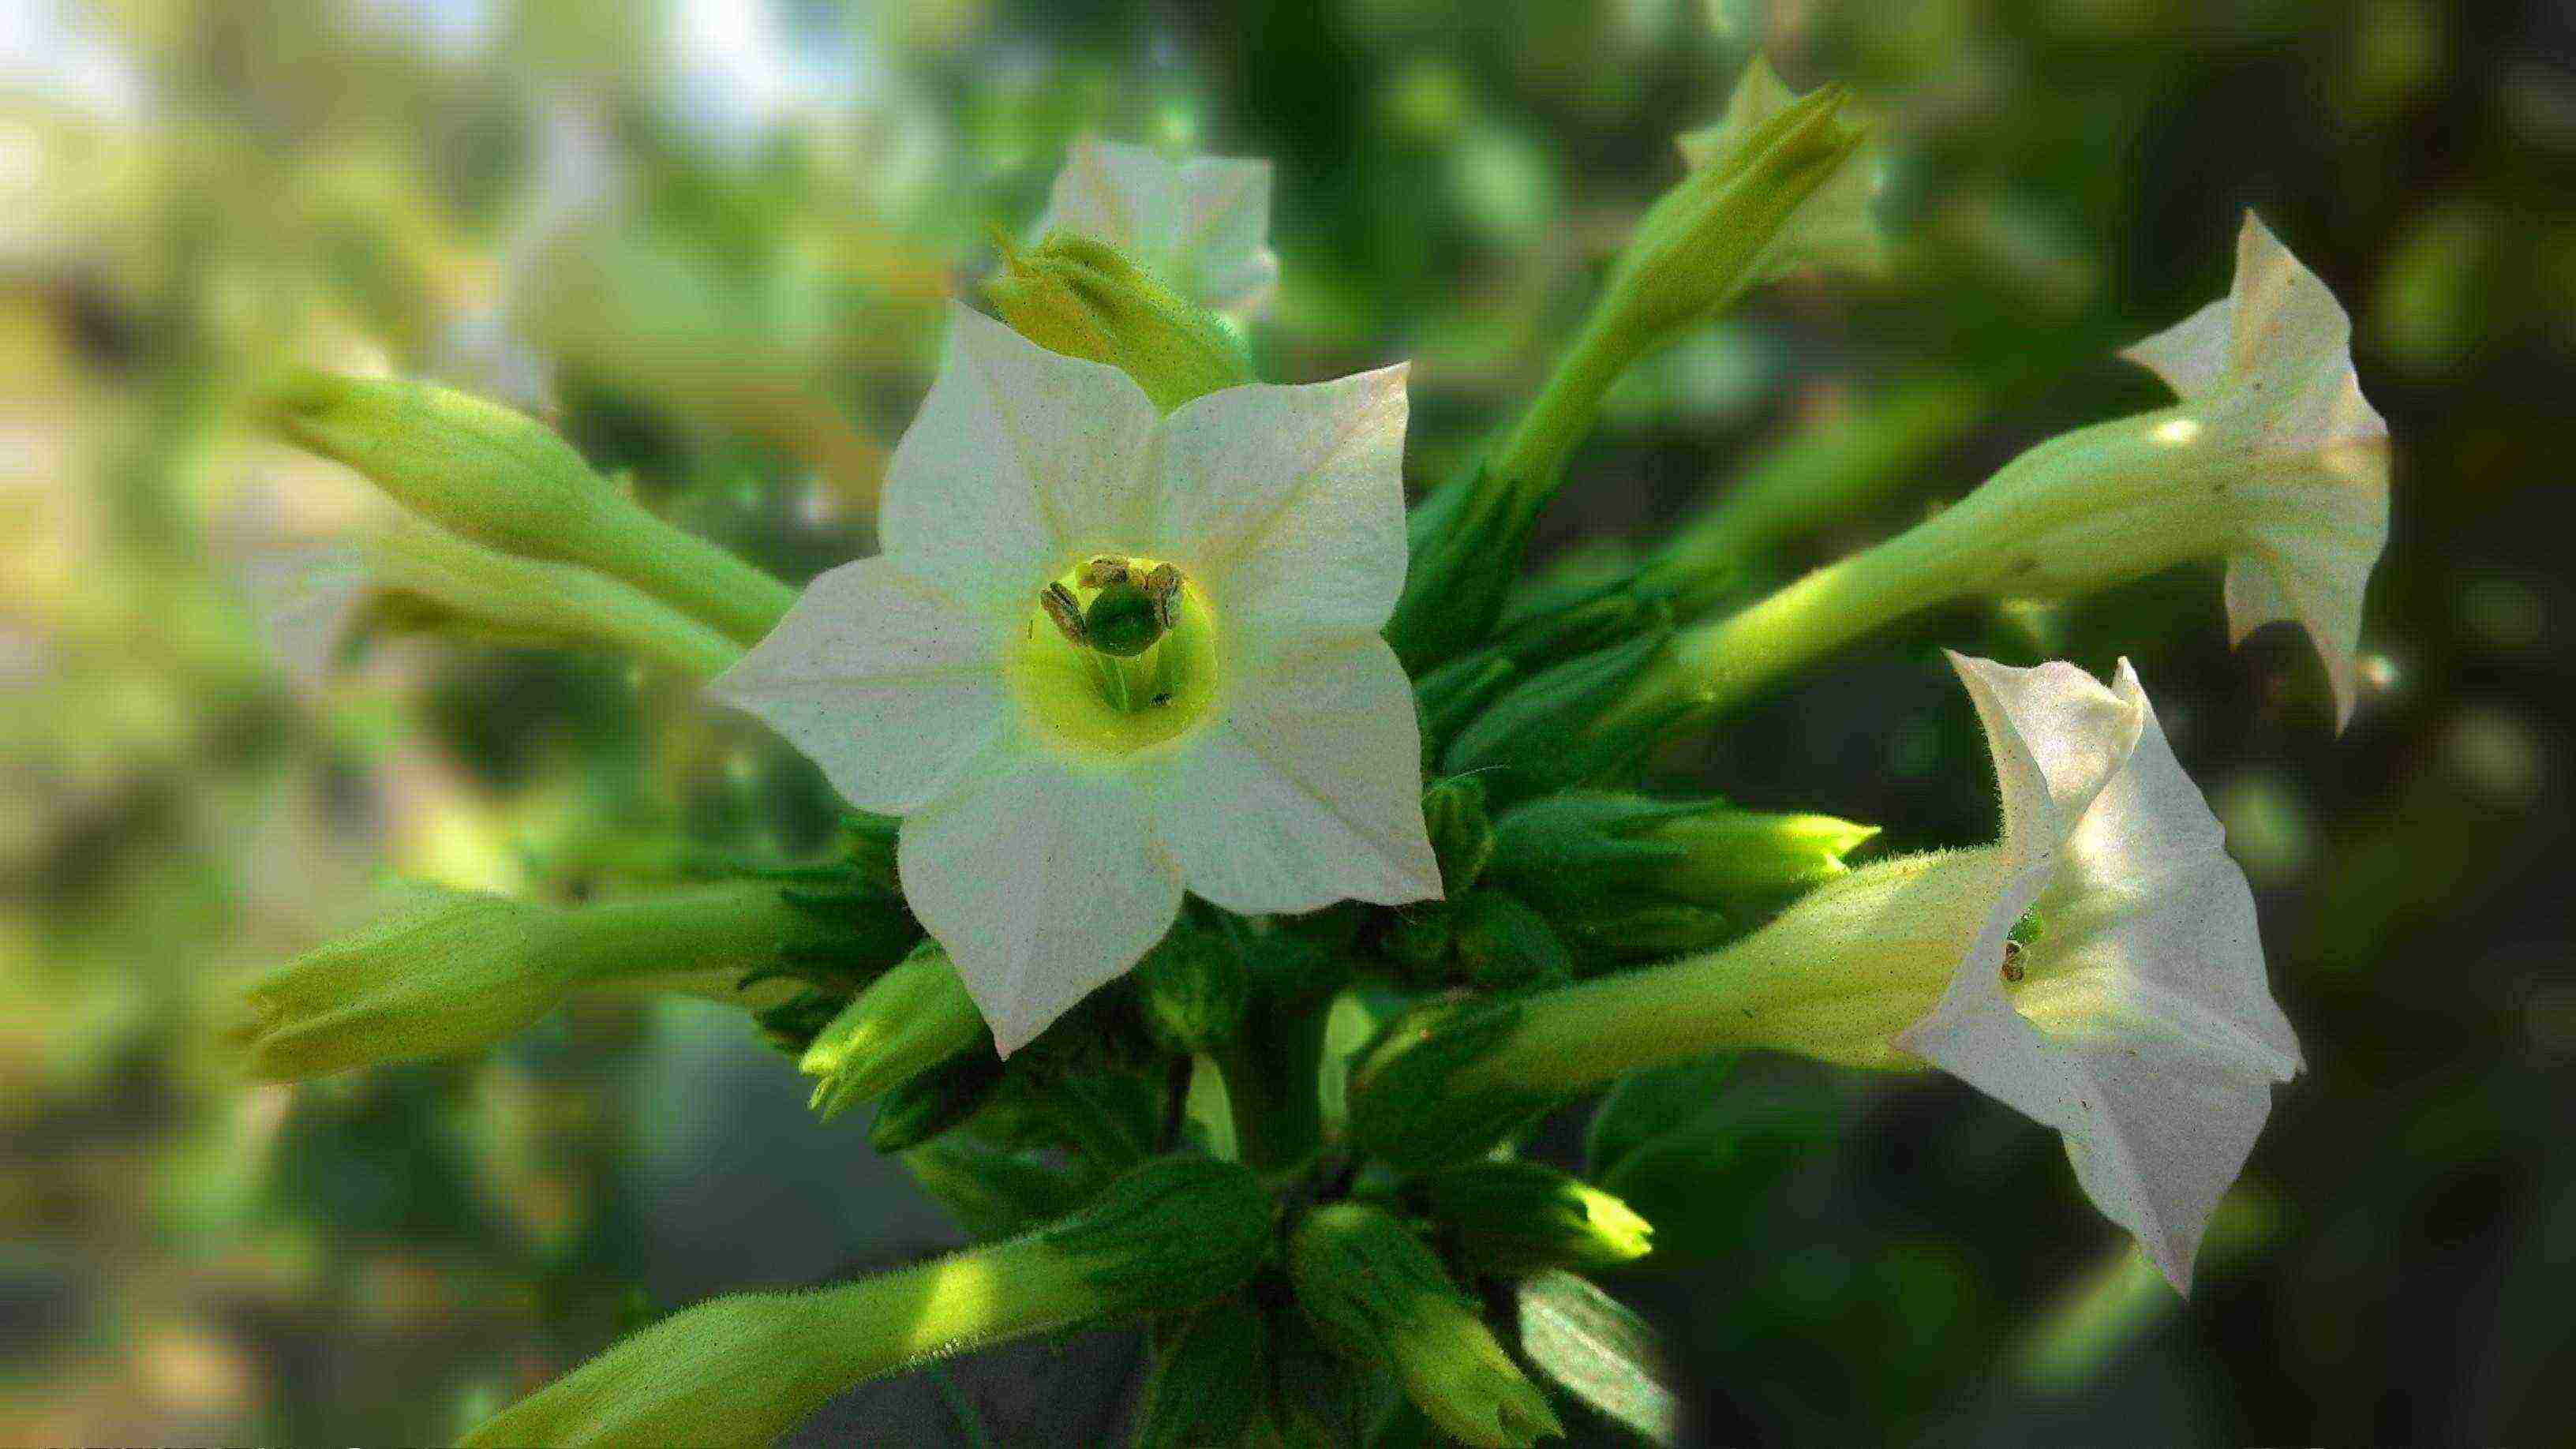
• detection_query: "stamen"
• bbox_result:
[1041,582,1088,647]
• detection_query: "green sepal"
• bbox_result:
[1451,890,1578,991]
[1136,920,1247,1054]
[1413,650,1520,769]
[867,1045,1009,1154]
[1403,1160,1654,1278]
[1043,1155,1274,1310]
[900,1139,1089,1244]
[1440,605,1676,799]
[1346,998,1559,1170]
[1386,462,1541,677]
[1135,1294,1269,1449]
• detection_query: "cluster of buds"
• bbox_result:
[230,50,2388,1445]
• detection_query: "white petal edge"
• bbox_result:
[1035,133,1184,269]
[898,752,1184,1055]
[1151,363,1411,638]
[878,304,1162,616]
[2121,289,2234,401]
[1174,156,1280,316]
[706,555,1014,815]
[236,540,373,689]
[1898,655,2301,1292]
[1155,632,1441,915]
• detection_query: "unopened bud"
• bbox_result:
[899,1139,1086,1244]
[1406,1162,1653,1277]
[1421,775,1497,897]
[263,370,794,642]
[1489,790,1875,926]
[801,942,989,1121]
[985,230,1255,412]
[1608,83,1863,341]
[1286,1202,1563,1448]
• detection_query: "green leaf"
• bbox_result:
[1515,1271,1679,1446]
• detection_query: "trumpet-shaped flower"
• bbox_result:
[710,305,1440,1052]
[1371,654,2297,1290]
[1893,653,2303,1290]
[1631,211,2391,735]
[1035,133,1279,318]
[2121,212,2391,728]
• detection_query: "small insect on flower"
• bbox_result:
[1999,938,2026,983]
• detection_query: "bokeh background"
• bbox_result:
[4,0,2570,1443]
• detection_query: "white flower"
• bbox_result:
[1035,133,1280,319]
[1895,653,2303,1291]
[710,305,1440,1051]
[2122,211,2391,728]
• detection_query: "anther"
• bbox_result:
[1041,582,1088,647]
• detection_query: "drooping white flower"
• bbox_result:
[710,304,1440,1051]
[1034,133,1280,319]
[1896,653,2303,1291]
[2122,211,2391,728]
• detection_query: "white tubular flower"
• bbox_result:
[2121,212,2391,728]
[1421,653,2299,1290]
[710,305,1440,1052]
[1896,653,2303,1291]
[1035,133,1280,318]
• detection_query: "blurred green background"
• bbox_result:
[2,0,2568,1443]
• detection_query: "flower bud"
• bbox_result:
[1286,1202,1563,1448]
[1421,775,1497,897]
[1440,609,1675,799]
[800,942,990,1122]
[229,880,819,1080]
[1405,1161,1653,1277]
[1488,790,1877,930]
[866,1045,1009,1154]
[238,514,745,682]
[1674,57,1889,289]
[1135,921,1247,1054]
[984,230,1256,412]
[466,1157,1265,1447]
[228,886,564,1082]
[1607,82,1864,342]
[1135,1295,1269,1449]
[262,370,796,642]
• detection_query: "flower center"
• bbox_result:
[1009,553,1224,760]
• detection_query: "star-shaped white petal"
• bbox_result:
[1034,133,1281,318]
[1895,653,2302,1291]
[2123,212,2391,728]
[712,304,1436,1053]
